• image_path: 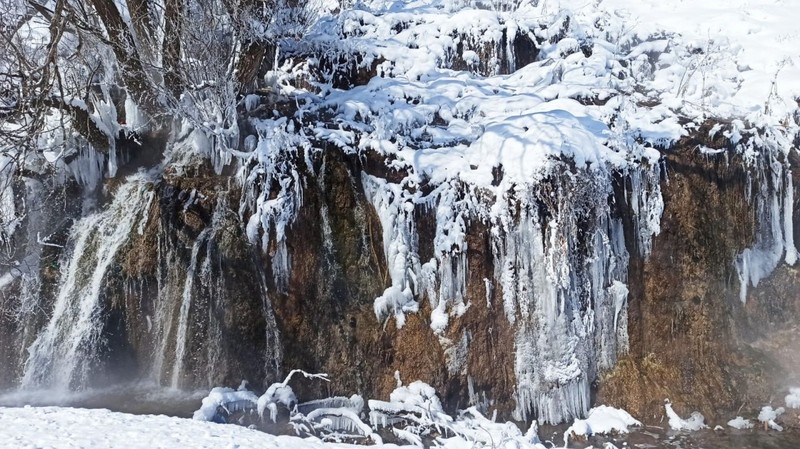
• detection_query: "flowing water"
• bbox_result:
[0,384,206,418]
[20,176,154,390]
[13,174,282,394]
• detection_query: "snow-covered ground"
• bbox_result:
[0,406,403,449]
[587,0,800,117]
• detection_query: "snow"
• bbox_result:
[664,401,707,431]
[786,388,800,409]
[727,416,754,430]
[581,0,800,119]
[758,405,785,431]
[0,406,407,449]
[563,405,641,447]
[193,386,259,422]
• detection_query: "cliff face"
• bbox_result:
[3,129,796,426]
[268,148,521,415]
[599,137,800,421]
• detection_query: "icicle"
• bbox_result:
[783,165,797,265]
[425,182,471,334]
[505,21,518,73]
[628,165,664,257]
[490,165,637,425]
[362,174,421,328]
[239,119,305,294]
[735,149,793,303]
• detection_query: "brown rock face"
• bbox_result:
[260,149,518,415]
[598,139,800,423]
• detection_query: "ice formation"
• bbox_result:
[758,405,785,431]
[368,380,549,448]
[727,416,754,430]
[173,0,799,426]
[193,386,260,423]
[664,400,708,431]
[240,118,308,294]
[562,405,641,446]
[735,139,798,303]
[368,380,452,431]
[362,175,422,328]
[440,407,547,449]
[2,0,799,433]
[786,388,800,409]
[272,2,674,423]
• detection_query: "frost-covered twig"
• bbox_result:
[280,369,330,387]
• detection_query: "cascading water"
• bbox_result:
[12,166,284,393]
[21,175,155,390]
[11,179,49,359]
[150,190,283,390]
[171,226,212,388]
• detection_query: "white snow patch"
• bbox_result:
[563,405,641,447]
[727,416,754,430]
[664,400,708,431]
[786,388,800,409]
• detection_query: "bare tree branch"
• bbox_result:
[86,0,158,116]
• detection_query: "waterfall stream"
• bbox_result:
[16,175,283,393]
[21,175,154,390]
[170,226,210,389]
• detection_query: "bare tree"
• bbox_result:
[0,0,298,171]
[0,0,316,278]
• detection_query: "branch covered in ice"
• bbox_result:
[193,386,259,423]
[258,370,330,422]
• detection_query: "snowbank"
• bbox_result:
[563,405,641,446]
[0,406,408,449]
